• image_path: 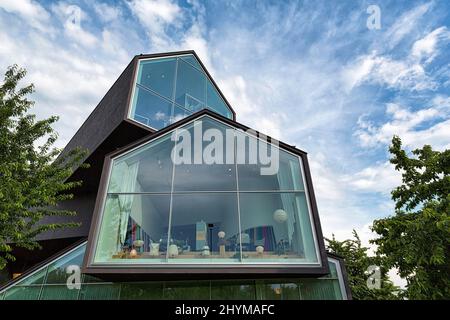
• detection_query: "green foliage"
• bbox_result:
[371,136,450,300]
[0,65,88,270]
[326,231,399,300]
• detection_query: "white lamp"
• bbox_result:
[273,209,288,223]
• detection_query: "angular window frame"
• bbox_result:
[83,111,328,277]
[126,53,235,131]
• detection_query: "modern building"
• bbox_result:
[0,51,351,300]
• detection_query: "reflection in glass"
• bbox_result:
[137,58,176,99]
[211,281,256,300]
[169,193,240,263]
[46,245,84,284]
[129,54,233,129]
[108,133,174,193]
[175,59,206,111]
[237,134,305,191]
[131,86,173,129]
[263,282,300,300]
[207,80,231,119]
[239,193,317,263]
[164,281,211,299]
[173,118,236,191]
[94,195,171,264]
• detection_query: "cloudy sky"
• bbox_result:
[0,0,449,274]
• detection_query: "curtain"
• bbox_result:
[277,160,296,247]
[109,160,140,249]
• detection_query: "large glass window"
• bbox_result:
[128,54,233,130]
[92,115,319,266]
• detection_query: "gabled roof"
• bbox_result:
[133,50,236,120]
[106,108,307,160]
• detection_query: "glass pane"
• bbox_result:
[180,55,203,70]
[79,284,121,300]
[237,133,305,191]
[207,80,232,119]
[173,118,237,191]
[45,244,85,284]
[40,285,80,300]
[94,194,171,264]
[4,286,41,300]
[108,133,174,193]
[172,105,192,124]
[238,192,317,263]
[137,58,176,100]
[169,193,240,263]
[299,279,342,300]
[326,260,339,279]
[119,282,164,300]
[263,281,300,300]
[13,267,47,286]
[175,59,206,111]
[130,86,173,129]
[211,281,256,300]
[164,281,210,299]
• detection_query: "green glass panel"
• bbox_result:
[40,285,80,300]
[119,282,164,300]
[0,292,4,300]
[326,260,339,279]
[239,192,317,263]
[131,86,173,129]
[299,279,342,300]
[3,286,41,300]
[164,281,210,299]
[45,244,85,284]
[137,58,176,100]
[175,59,206,111]
[211,281,256,300]
[207,80,231,119]
[180,55,202,70]
[263,281,300,300]
[13,267,47,286]
[79,284,121,300]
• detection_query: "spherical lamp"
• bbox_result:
[218,231,226,239]
[273,209,288,223]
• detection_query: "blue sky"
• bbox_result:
[0,0,449,275]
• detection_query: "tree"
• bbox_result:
[326,231,399,300]
[0,65,88,270]
[371,136,450,299]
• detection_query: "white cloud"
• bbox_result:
[412,27,450,63]
[383,2,432,50]
[344,53,437,91]
[0,0,53,33]
[127,0,182,48]
[51,2,98,48]
[93,2,121,23]
[344,161,401,194]
[356,101,450,150]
